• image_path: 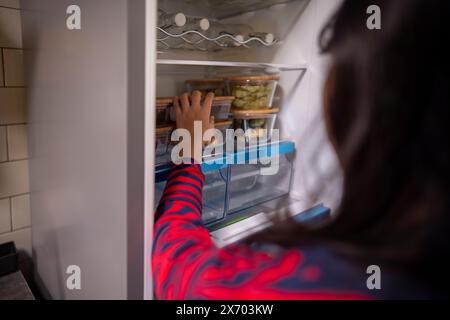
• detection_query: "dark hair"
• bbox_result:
[253,0,450,289]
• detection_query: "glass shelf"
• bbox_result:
[157,59,307,72]
[209,201,330,247]
[158,0,307,20]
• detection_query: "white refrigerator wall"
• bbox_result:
[276,0,344,210]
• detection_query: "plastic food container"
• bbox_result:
[211,120,233,146]
[186,79,227,96]
[215,120,233,136]
[169,96,235,122]
[202,169,228,223]
[156,98,172,127]
[228,75,279,110]
[211,96,235,120]
[155,126,173,157]
[232,108,279,142]
[155,168,228,224]
[205,120,233,153]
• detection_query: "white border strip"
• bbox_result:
[144,0,157,300]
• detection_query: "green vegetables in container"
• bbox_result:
[228,75,279,110]
[232,108,279,143]
[249,119,267,128]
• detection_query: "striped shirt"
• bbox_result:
[152,164,430,300]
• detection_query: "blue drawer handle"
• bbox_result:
[155,140,296,183]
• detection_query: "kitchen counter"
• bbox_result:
[0,271,35,300]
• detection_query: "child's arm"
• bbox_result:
[152,162,215,299]
[151,92,369,300]
[151,163,369,300]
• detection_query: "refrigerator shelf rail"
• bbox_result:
[157,27,279,51]
[210,204,331,247]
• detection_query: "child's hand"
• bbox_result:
[173,91,215,163]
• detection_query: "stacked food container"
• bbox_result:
[184,75,281,144]
[154,94,237,162]
[153,74,288,225]
[154,74,281,164]
[155,98,173,162]
[185,79,228,97]
[229,75,279,143]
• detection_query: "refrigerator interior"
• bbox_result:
[153,0,343,232]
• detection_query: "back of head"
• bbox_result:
[255,0,450,294]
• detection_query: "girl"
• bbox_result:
[152,0,450,299]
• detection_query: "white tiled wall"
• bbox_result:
[0,1,20,9]
[0,125,7,161]
[3,48,24,86]
[0,3,31,261]
[0,88,26,124]
[0,198,11,233]
[7,124,28,160]
[11,194,30,230]
[0,5,22,48]
[0,50,3,85]
[0,160,29,197]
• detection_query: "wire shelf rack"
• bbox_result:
[157,27,279,51]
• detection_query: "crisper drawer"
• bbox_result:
[202,168,228,223]
[154,141,296,225]
[227,152,293,214]
[154,167,228,224]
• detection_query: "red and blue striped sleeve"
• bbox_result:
[152,164,370,300]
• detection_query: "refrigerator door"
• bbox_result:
[20,0,155,299]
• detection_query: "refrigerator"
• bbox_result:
[20,0,342,299]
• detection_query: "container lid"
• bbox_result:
[156,97,174,107]
[214,120,233,128]
[186,79,225,84]
[212,96,235,104]
[227,75,280,81]
[158,96,235,107]
[232,108,279,119]
[155,126,174,134]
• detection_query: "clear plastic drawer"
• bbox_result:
[202,168,228,223]
[154,141,295,225]
[227,152,293,214]
[154,166,228,224]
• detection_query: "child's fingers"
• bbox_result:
[180,93,190,112]
[203,92,214,115]
[173,97,181,117]
[191,90,202,107]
